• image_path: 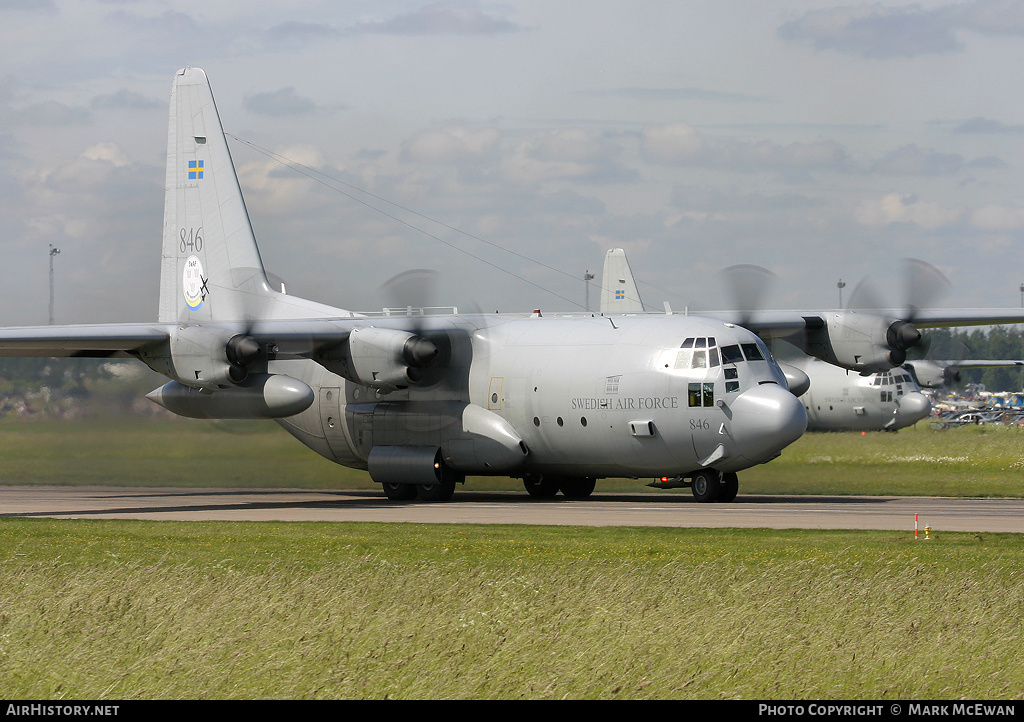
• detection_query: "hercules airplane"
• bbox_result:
[799,357,1024,432]
[1,69,1021,503]
[598,249,1024,435]
[788,355,931,432]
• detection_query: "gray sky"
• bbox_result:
[4,0,1024,324]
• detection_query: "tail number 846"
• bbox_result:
[180,227,204,254]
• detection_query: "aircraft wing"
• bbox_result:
[0,324,173,357]
[685,307,1024,375]
[946,359,1024,369]
[0,319,363,358]
[888,309,1024,328]
[701,308,1024,333]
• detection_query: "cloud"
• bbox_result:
[105,9,202,36]
[955,0,1024,36]
[588,87,769,104]
[856,192,963,229]
[953,117,1024,134]
[671,184,824,213]
[1,100,91,128]
[500,128,635,184]
[640,123,851,172]
[870,144,967,175]
[0,0,57,12]
[90,89,161,111]
[263,3,526,49]
[400,125,502,165]
[777,3,963,58]
[352,1,526,35]
[264,21,342,45]
[778,1,1024,59]
[971,203,1024,231]
[640,123,710,164]
[244,87,321,117]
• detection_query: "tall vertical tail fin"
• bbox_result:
[600,248,645,314]
[159,67,275,323]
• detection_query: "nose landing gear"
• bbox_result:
[690,470,739,503]
[648,470,740,502]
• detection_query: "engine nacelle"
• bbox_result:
[347,326,438,392]
[777,363,810,397]
[799,312,920,374]
[140,324,263,390]
[146,374,314,419]
[904,360,956,388]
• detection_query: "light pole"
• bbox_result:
[837,279,846,309]
[49,245,60,325]
[584,270,595,312]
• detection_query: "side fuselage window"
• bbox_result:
[688,382,715,408]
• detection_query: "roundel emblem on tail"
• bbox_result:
[183,255,207,310]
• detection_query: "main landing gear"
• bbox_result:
[522,474,597,499]
[380,472,464,502]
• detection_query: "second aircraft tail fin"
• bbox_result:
[599,248,645,314]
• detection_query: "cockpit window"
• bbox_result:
[741,343,765,361]
[681,338,695,349]
[721,345,743,364]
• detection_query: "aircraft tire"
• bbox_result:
[559,476,596,499]
[690,470,722,503]
[417,481,456,502]
[718,472,739,503]
[381,482,417,501]
[523,474,560,498]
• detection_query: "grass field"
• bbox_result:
[1,418,1023,699]
[1,519,1023,699]
[0,416,1021,497]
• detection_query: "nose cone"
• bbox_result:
[892,392,931,430]
[722,383,807,471]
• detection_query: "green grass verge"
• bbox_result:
[1,519,1022,699]
[0,417,1022,497]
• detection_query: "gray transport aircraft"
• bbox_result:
[788,355,931,432]
[599,249,1021,434]
[1,69,1023,503]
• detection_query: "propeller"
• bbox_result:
[378,269,439,319]
[718,264,777,326]
[847,257,951,318]
[373,268,443,383]
[846,258,952,364]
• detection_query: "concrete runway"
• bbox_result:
[1,486,1022,533]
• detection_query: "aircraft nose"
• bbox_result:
[894,392,931,428]
[724,383,807,469]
